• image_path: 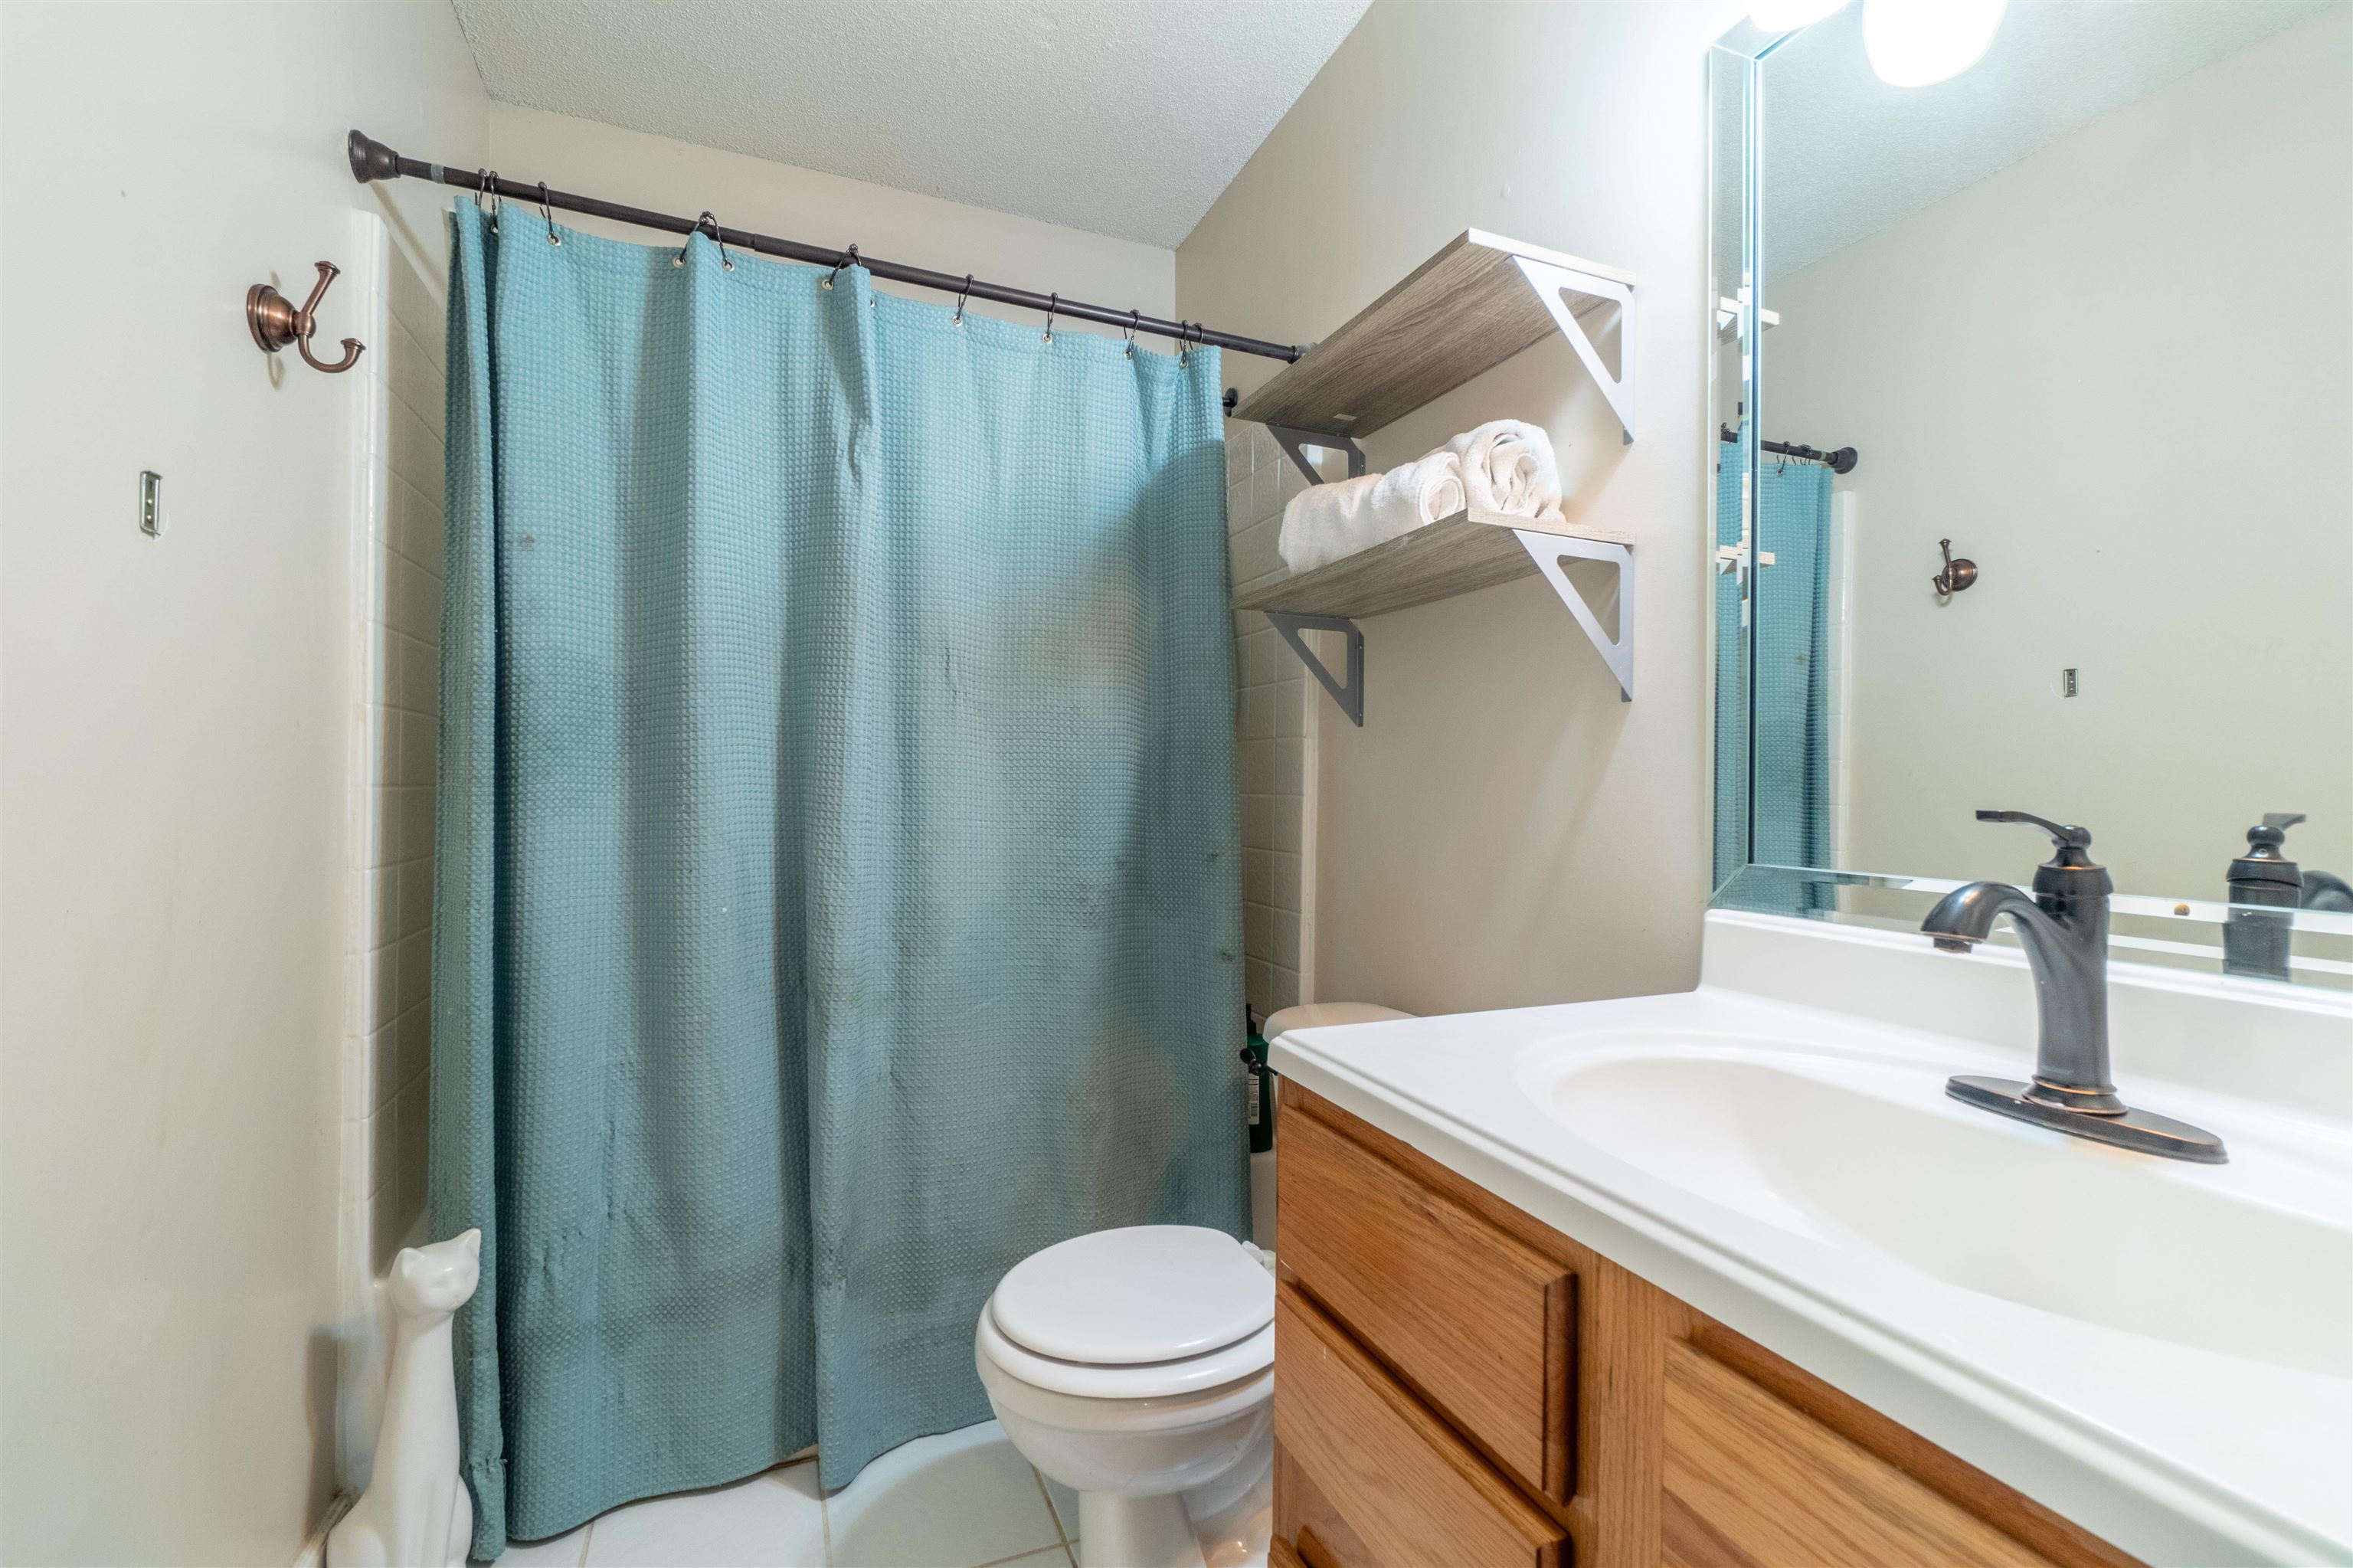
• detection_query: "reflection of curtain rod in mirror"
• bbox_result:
[1718,424,1858,474]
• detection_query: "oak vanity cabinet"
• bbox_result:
[1270,1081,2145,1568]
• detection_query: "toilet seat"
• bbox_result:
[991,1225,1274,1365]
[980,1225,1275,1401]
[979,1304,1273,1401]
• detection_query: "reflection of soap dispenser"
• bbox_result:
[2224,814,2306,980]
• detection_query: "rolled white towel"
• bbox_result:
[1277,450,1466,574]
[1442,419,1563,519]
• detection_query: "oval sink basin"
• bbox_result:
[1521,1036,2351,1380]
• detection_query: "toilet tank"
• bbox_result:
[1250,1003,1414,1249]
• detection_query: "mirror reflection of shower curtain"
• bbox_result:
[1713,444,1833,905]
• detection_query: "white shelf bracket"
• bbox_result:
[1516,531,1633,702]
[1514,256,1635,445]
[1268,424,1366,488]
[1266,610,1364,726]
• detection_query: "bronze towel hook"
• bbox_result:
[246,261,365,375]
[1932,538,1978,597]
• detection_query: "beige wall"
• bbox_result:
[0,4,488,1563]
[1769,11,2353,902]
[1179,1,1744,1016]
[487,101,1177,332]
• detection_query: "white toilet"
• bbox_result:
[977,1226,1276,1568]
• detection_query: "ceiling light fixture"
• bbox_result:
[1861,0,2008,87]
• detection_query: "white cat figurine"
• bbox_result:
[329,1229,482,1568]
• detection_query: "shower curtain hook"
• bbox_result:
[953,274,972,325]
[475,169,501,233]
[674,212,732,270]
[537,182,561,246]
[1042,293,1058,345]
[1124,309,1139,358]
[674,211,723,270]
[823,243,859,290]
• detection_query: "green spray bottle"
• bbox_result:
[1242,1005,1275,1154]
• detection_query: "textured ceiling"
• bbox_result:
[1759,1,2327,279]
[452,0,1369,248]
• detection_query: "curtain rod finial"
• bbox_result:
[349,130,400,185]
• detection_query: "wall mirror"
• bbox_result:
[1708,2,2351,987]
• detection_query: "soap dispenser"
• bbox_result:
[2224,814,2307,980]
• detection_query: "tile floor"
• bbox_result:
[496,1420,1082,1568]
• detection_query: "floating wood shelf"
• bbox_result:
[1236,509,1626,620]
[1232,230,1637,444]
[1232,230,1642,721]
[1238,511,1637,717]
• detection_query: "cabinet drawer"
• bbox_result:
[1275,1444,1384,1568]
[1281,1104,1575,1501]
[1662,1339,2060,1567]
[1276,1284,1566,1568]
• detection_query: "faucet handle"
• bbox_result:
[1976,809,2097,867]
[2245,813,2307,858]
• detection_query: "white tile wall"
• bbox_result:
[1226,422,1316,1020]
[348,239,447,1272]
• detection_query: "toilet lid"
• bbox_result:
[990,1226,1274,1365]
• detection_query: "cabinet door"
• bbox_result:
[1275,1284,1566,1568]
[1661,1340,2061,1567]
[1281,1102,1576,1503]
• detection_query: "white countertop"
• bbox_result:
[1271,912,2353,1567]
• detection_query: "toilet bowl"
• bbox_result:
[977,1226,1275,1568]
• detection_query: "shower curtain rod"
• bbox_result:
[348,131,1306,365]
[1719,423,1858,474]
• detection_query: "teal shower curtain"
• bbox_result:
[1712,444,1833,901]
[430,202,1245,1557]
